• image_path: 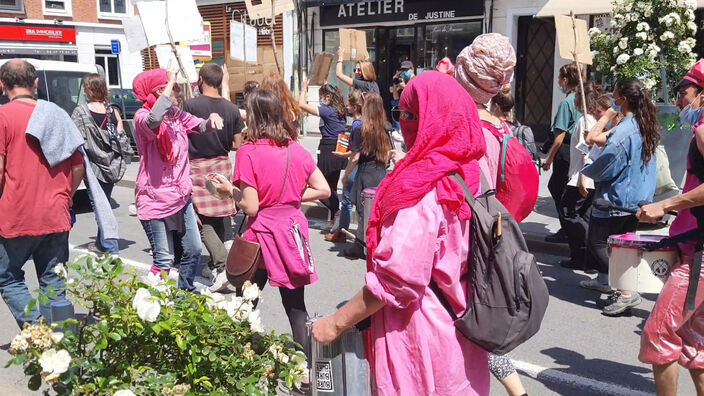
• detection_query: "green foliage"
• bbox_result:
[6,255,308,395]
[589,0,698,101]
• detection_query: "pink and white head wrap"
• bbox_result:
[454,33,516,105]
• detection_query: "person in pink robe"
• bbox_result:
[311,71,490,395]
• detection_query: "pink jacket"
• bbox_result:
[133,108,204,220]
[365,188,489,396]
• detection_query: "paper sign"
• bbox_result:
[339,28,369,61]
[229,21,258,63]
[554,14,592,65]
[309,53,334,86]
[123,16,148,53]
[155,45,199,83]
[244,0,294,20]
[137,0,203,47]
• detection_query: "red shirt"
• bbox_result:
[0,100,83,238]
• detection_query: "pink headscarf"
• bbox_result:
[454,33,516,104]
[133,69,175,164]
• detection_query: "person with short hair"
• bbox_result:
[336,47,379,94]
[71,73,132,256]
[182,62,245,291]
[0,59,85,327]
[132,68,225,292]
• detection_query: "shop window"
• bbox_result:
[322,28,376,97]
[98,0,128,18]
[418,22,482,72]
[43,0,72,15]
[0,0,24,13]
[95,49,121,87]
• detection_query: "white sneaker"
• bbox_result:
[128,204,137,216]
[209,270,229,292]
[579,278,613,294]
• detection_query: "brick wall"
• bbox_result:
[0,0,126,24]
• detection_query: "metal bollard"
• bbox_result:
[307,318,371,395]
[360,188,377,255]
[50,299,78,335]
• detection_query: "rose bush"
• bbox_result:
[6,255,308,395]
[590,0,697,100]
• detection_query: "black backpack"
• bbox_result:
[511,123,540,163]
[430,173,549,355]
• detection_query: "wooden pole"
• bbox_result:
[270,6,282,76]
[571,12,588,118]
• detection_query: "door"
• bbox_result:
[378,26,415,121]
[515,16,556,142]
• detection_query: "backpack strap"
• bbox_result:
[500,135,513,184]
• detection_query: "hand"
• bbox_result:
[578,184,589,198]
[332,150,347,158]
[337,47,345,60]
[167,69,178,83]
[311,315,343,346]
[213,174,234,198]
[302,79,309,91]
[542,158,552,171]
[209,113,224,130]
[390,149,406,163]
[221,64,229,85]
[637,203,666,223]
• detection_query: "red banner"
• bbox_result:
[0,24,77,43]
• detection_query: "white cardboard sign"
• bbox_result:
[229,21,258,63]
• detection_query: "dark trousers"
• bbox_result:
[198,214,228,272]
[321,170,341,220]
[249,269,309,356]
[586,215,638,274]
[560,186,594,264]
[548,155,570,230]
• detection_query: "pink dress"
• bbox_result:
[233,139,318,289]
[365,188,489,396]
[133,108,204,220]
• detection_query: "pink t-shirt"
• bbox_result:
[233,139,316,207]
[133,107,204,220]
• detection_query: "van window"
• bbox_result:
[43,71,88,115]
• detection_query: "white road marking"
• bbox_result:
[513,359,653,396]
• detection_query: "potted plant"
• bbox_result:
[5,255,308,395]
[589,0,698,194]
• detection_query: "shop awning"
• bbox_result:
[535,0,612,17]
[0,43,78,56]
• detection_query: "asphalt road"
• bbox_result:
[0,137,697,395]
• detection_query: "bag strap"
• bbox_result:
[276,145,291,205]
[686,245,702,312]
[500,135,513,183]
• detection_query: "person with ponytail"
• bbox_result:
[132,68,224,292]
[581,79,659,316]
[299,81,348,229]
[311,71,489,396]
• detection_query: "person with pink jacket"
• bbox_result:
[132,68,223,291]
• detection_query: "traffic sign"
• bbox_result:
[110,39,121,55]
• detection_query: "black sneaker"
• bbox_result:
[544,229,568,244]
[343,246,366,260]
[559,259,584,270]
[602,292,642,316]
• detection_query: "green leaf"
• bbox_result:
[151,323,162,335]
[109,332,122,341]
[28,374,41,391]
[175,335,186,350]
[24,299,37,317]
[95,338,108,351]
[37,293,49,306]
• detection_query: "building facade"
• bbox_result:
[0,0,142,88]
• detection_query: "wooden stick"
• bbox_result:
[270,6,282,76]
[570,12,588,119]
[165,0,192,97]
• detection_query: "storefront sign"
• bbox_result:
[0,24,77,43]
[0,46,78,55]
[188,22,212,60]
[319,0,483,26]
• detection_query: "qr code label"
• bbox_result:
[315,361,334,392]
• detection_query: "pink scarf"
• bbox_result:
[132,69,176,165]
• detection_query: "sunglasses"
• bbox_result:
[400,110,417,120]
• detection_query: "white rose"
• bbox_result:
[616,54,631,65]
[51,332,64,344]
[588,27,601,37]
[201,289,225,309]
[114,390,137,396]
[609,19,618,28]
[38,349,71,375]
[679,42,692,54]
[131,288,161,322]
[613,46,620,55]
[248,310,264,333]
[10,335,29,353]
[643,78,657,91]
[53,263,68,279]
[242,281,260,302]
[256,376,269,394]
[143,273,170,295]
[633,48,644,56]
[618,38,628,50]
[635,32,647,41]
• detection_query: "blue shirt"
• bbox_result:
[318,104,347,140]
[581,115,657,217]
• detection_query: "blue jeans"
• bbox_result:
[338,167,357,232]
[87,181,119,254]
[0,233,67,328]
[140,201,201,292]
